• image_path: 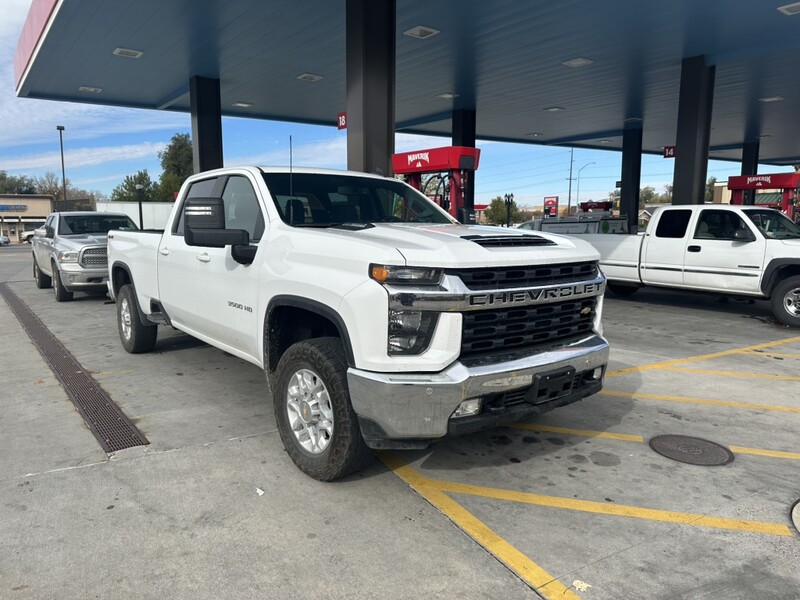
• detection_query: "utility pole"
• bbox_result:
[57,125,67,211]
[566,147,574,216]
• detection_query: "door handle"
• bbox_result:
[196,253,211,263]
[688,245,701,253]
[159,247,170,256]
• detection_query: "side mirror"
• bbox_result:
[733,227,756,243]
[34,229,46,238]
[184,197,249,248]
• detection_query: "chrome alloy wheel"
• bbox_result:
[119,296,132,340]
[784,285,800,317]
[286,369,334,454]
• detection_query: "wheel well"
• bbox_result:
[111,265,132,296]
[265,306,343,374]
[768,264,800,296]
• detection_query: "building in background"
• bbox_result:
[0,194,54,242]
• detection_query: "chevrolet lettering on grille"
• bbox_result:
[469,282,603,307]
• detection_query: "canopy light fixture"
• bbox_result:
[758,134,772,139]
[777,2,800,15]
[297,73,323,82]
[436,92,459,99]
[543,106,565,112]
[561,57,594,68]
[758,96,784,103]
[598,140,611,144]
[403,25,440,39]
[232,102,253,108]
[525,132,542,137]
[78,85,102,93]
[113,47,143,59]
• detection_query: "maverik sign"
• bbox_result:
[728,173,800,190]
[392,146,481,175]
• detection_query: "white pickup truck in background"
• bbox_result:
[582,204,800,326]
[107,166,609,480]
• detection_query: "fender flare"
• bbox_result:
[761,258,800,296]
[265,295,356,368]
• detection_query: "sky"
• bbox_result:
[1,0,792,209]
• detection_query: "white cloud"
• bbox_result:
[2,141,167,172]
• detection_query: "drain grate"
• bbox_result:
[649,434,733,466]
[0,283,148,453]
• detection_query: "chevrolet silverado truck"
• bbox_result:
[32,211,138,301]
[582,204,800,326]
[107,166,609,480]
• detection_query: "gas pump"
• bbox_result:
[728,173,800,220]
[392,146,481,223]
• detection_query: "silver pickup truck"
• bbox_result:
[31,211,138,302]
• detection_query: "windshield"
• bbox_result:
[262,173,454,227]
[742,209,800,240]
[58,215,138,235]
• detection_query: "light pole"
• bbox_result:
[576,162,596,211]
[56,125,67,211]
[566,147,574,216]
[135,184,145,229]
[504,193,514,227]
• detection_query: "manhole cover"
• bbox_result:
[648,435,734,466]
[791,500,800,534]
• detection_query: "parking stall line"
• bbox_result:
[599,389,800,414]
[659,367,800,381]
[510,423,644,443]
[606,336,800,378]
[380,453,581,600]
[513,423,800,461]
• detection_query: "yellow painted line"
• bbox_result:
[510,423,644,443]
[600,389,800,414]
[606,336,800,377]
[514,422,800,462]
[430,479,793,537]
[729,446,800,461]
[744,351,800,359]
[380,453,581,599]
[661,367,800,381]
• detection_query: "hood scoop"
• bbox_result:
[461,234,556,248]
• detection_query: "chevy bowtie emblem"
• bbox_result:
[581,307,592,315]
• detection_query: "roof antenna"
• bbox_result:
[289,135,293,197]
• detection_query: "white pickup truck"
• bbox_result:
[107,166,609,480]
[583,204,800,326]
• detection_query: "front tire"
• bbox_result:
[117,284,158,353]
[52,267,73,302]
[273,337,372,481]
[771,276,800,327]
[33,255,51,289]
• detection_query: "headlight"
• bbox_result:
[58,250,79,263]
[388,310,438,355]
[370,264,442,286]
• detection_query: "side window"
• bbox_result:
[654,210,692,238]
[694,210,746,241]
[173,178,219,235]
[222,176,265,242]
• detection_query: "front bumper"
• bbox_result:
[347,333,609,449]
[58,263,108,291]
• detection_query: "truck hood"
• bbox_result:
[58,234,108,249]
[316,223,599,268]
[780,238,800,250]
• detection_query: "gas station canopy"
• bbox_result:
[14,0,800,164]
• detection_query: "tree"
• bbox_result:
[483,196,523,226]
[154,133,193,201]
[111,170,157,202]
[0,170,37,194]
[639,186,656,207]
[705,176,717,203]
[34,172,65,200]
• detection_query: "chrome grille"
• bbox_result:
[79,247,107,268]
[448,261,598,291]
[460,297,597,359]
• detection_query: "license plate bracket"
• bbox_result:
[526,367,576,404]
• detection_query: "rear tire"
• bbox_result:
[607,282,640,296]
[273,337,372,481]
[52,267,73,302]
[771,276,800,327]
[33,255,51,289]
[117,284,158,353]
